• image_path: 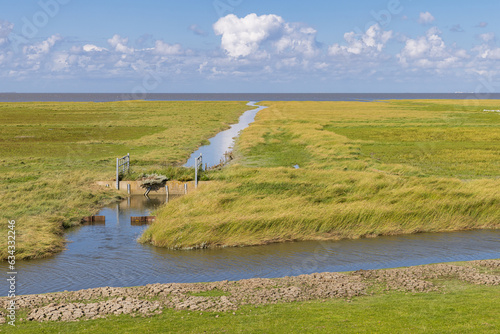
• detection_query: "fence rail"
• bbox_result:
[116,153,130,190]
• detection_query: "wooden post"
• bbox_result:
[184,183,187,194]
[194,153,202,188]
[116,158,120,190]
[165,185,169,202]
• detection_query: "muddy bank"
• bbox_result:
[1,260,498,323]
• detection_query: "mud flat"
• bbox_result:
[1,259,498,324]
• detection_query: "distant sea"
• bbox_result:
[1,93,500,102]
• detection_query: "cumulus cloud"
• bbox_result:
[274,24,318,57]
[398,28,468,69]
[474,45,500,60]
[0,20,14,46]
[472,34,500,60]
[51,53,72,71]
[214,14,283,57]
[328,24,392,57]
[83,44,107,52]
[23,34,62,60]
[107,34,134,54]
[476,22,488,28]
[154,40,183,55]
[478,32,495,43]
[399,28,444,60]
[418,12,435,25]
[213,13,318,58]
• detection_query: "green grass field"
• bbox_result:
[141,100,500,249]
[0,100,252,260]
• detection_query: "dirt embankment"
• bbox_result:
[1,260,498,323]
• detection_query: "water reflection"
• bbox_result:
[184,102,267,168]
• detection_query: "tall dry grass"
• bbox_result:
[142,100,500,249]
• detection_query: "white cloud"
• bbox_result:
[472,35,500,60]
[328,24,392,56]
[154,40,183,55]
[83,44,107,52]
[23,34,62,60]
[398,28,468,69]
[107,34,134,54]
[478,47,500,60]
[214,13,283,57]
[478,32,495,43]
[274,24,318,57]
[51,53,70,71]
[418,12,435,25]
[213,13,318,58]
[0,20,14,46]
[198,61,208,74]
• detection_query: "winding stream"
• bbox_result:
[2,101,499,296]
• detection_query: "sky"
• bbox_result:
[0,0,499,93]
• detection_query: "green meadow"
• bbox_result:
[0,100,252,260]
[141,100,500,249]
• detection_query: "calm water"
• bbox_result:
[2,195,498,296]
[184,102,266,168]
[2,93,500,102]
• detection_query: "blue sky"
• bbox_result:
[0,0,499,93]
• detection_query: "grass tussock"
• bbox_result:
[0,101,252,260]
[142,100,500,249]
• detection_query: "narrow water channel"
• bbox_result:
[184,101,266,168]
[3,193,499,296]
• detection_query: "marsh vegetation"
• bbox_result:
[0,100,251,260]
[141,100,500,249]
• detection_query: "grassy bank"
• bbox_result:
[141,100,500,249]
[0,100,252,260]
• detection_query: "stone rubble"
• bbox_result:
[0,259,498,323]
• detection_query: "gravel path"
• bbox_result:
[1,260,498,323]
